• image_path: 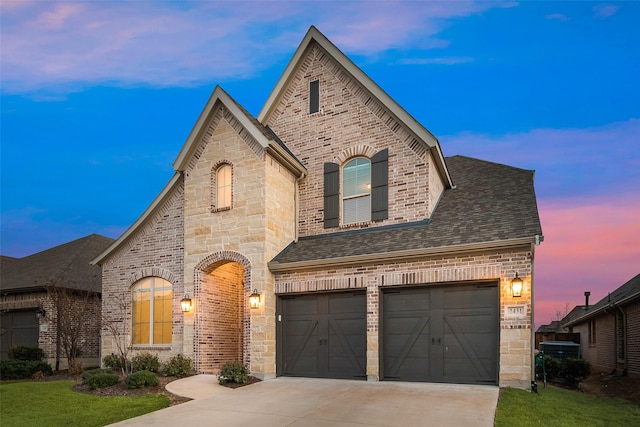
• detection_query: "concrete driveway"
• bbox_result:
[109,376,499,426]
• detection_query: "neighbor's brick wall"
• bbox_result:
[627,301,640,378]
[265,42,445,237]
[274,246,535,387]
[0,291,101,369]
[100,178,185,364]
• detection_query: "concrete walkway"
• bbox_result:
[110,376,499,426]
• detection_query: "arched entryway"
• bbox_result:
[193,252,251,374]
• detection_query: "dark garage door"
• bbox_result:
[382,283,498,384]
[1,310,39,359]
[277,291,366,379]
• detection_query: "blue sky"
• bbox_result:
[1,1,639,325]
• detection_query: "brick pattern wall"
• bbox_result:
[197,262,244,373]
[265,42,443,237]
[100,178,185,364]
[0,291,101,369]
[627,301,640,378]
[274,246,535,387]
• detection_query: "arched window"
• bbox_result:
[132,277,172,345]
[216,164,232,210]
[342,157,371,224]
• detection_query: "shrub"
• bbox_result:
[0,360,52,380]
[103,353,130,372]
[8,346,45,361]
[218,361,248,385]
[125,370,159,389]
[563,358,591,387]
[84,372,121,390]
[132,352,160,373]
[163,355,192,378]
[82,368,114,382]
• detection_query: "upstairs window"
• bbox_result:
[216,164,232,210]
[132,277,172,345]
[310,80,320,114]
[324,149,388,228]
[342,158,371,224]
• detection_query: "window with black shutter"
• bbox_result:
[324,162,340,228]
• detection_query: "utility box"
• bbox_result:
[539,341,581,359]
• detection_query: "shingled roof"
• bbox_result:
[564,273,640,327]
[269,156,543,271]
[1,234,114,293]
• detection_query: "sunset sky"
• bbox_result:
[2,1,638,326]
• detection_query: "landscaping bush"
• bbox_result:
[125,370,159,389]
[163,354,192,378]
[218,361,248,385]
[0,360,52,380]
[538,355,591,388]
[8,346,45,361]
[132,352,160,373]
[83,371,120,390]
[103,353,130,372]
[81,368,114,382]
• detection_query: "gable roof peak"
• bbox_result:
[258,25,453,189]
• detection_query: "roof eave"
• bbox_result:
[268,236,537,273]
[91,173,182,265]
[266,142,307,177]
[564,290,640,327]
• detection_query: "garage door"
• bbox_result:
[0,310,39,359]
[382,283,498,384]
[277,291,366,379]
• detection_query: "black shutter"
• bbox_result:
[371,149,389,221]
[324,162,340,228]
[310,80,320,114]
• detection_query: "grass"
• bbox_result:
[0,380,170,427]
[495,385,640,427]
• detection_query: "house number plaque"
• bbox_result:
[505,305,526,319]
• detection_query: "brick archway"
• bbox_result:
[193,251,251,373]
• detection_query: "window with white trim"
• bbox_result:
[132,277,172,345]
[342,157,371,224]
[216,164,232,209]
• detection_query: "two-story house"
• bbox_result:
[93,27,543,389]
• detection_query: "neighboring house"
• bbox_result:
[563,274,640,378]
[1,234,114,369]
[535,304,584,349]
[93,27,543,389]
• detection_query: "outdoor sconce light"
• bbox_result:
[180,295,193,312]
[511,273,523,298]
[249,289,261,309]
[35,308,46,319]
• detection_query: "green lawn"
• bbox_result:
[495,385,640,427]
[0,380,170,427]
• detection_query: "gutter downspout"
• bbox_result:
[614,303,628,375]
[294,173,306,243]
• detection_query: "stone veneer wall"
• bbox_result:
[265,42,444,237]
[183,104,297,377]
[100,178,185,363]
[274,246,535,388]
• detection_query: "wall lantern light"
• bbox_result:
[249,289,261,309]
[511,273,523,298]
[35,308,46,319]
[180,295,193,312]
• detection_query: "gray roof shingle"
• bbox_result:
[1,234,114,293]
[270,155,543,267]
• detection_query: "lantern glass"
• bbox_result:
[180,296,192,312]
[511,274,523,298]
[249,290,261,309]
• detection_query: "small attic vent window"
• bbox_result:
[310,80,319,114]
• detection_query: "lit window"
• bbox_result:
[132,277,172,345]
[342,157,371,224]
[216,164,232,209]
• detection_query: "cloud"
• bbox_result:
[399,57,474,65]
[441,118,640,199]
[0,1,513,94]
[593,4,621,18]
[545,13,569,21]
[534,194,640,325]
